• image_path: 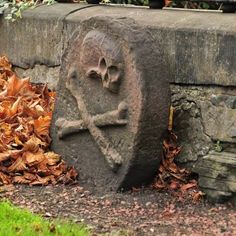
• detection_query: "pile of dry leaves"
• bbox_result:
[151,112,204,202]
[0,56,77,186]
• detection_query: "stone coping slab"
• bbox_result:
[0,3,95,68]
[1,4,236,86]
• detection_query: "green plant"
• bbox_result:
[0,0,56,21]
[169,0,221,10]
[0,0,9,14]
[105,0,148,6]
[215,140,223,152]
[5,0,35,21]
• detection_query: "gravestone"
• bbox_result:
[50,16,170,192]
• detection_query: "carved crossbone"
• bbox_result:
[56,68,128,172]
[56,102,128,139]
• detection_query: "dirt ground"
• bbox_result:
[1,183,236,236]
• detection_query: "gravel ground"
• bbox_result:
[1,183,236,236]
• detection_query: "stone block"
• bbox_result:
[0,4,89,68]
[15,65,60,90]
[171,85,236,164]
[194,150,236,204]
[67,6,236,86]
[50,16,170,192]
[200,100,236,143]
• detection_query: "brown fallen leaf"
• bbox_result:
[37,161,51,175]
[58,167,78,184]
[23,151,45,166]
[13,176,31,184]
[65,167,78,182]
[23,135,47,153]
[168,162,178,173]
[44,152,61,166]
[6,74,30,97]
[8,157,27,172]
[9,96,22,116]
[152,180,166,190]
[0,172,11,185]
[180,181,197,193]
[34,115,51,137]
[0,56,12,71]
[161,204,176,217]
[192,191,205,203]
[31,175,56,186]
[0,151,12,162]
[169,181,180,190]
[48,162,66,177]
[23,171,37,181]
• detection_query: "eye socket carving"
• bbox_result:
[102,66,121,93]
[86,57,122,94]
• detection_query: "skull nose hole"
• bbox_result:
[104,72,109,84]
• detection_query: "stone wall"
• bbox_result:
[171,85,236,165]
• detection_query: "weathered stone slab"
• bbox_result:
[2,4,236,87]
[200,101,236,143]
[194,150,236,204]
[199,176,236,192]
[50,16,170,192]
[15,65,60,90]
[0,3,93,68]
[67,6,236,86]
[201,188,233,204]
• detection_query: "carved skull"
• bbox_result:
[86,57,122,93]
